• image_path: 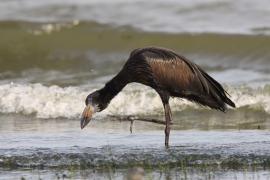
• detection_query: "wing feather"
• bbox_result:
[129,47,235,111]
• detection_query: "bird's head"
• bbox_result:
[80,90,107,129]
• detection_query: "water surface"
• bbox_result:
[1,0,270,179]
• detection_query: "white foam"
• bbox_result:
[0,83,269,119]
[228,85,270,113]
[0,83,86,118]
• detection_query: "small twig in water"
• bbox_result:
[109,115,173,125]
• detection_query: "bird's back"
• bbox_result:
[125,47,235,111]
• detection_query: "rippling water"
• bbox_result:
[1,0,270,35]
[0,0,270,179]
[1,117,270,179]
[0,22,270,119]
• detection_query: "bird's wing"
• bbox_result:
[147,56,206,96]
[137,47,235,111]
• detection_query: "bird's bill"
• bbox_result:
[80,104,95,129]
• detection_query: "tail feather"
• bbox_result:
[185,66,236,111]
[225,96,236,108]
[184,94,228,112]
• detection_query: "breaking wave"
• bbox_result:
[0,83,269,119]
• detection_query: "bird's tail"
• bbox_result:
[199,68,235,111]
[185,66,236,112]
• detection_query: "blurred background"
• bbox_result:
[0,1,270,179]
[0,0,269,127]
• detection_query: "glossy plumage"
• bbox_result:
[82,47,235,147]
[122,47,235,111]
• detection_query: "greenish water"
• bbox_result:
[1,21,270,76]
[1,0,270,179]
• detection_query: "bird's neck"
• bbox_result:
[99,70,129,105]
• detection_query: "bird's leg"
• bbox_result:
[126,116,135,134]
[158,91,172,148]
[164,102,172,148]
[130,119,134,134]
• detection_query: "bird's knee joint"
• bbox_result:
[164,127,170,135]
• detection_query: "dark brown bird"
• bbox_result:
[81,47,235,147]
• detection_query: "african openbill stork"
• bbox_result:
[81,47,235,147]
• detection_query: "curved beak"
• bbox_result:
[80,104,95,129]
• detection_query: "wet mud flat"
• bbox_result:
[1,116,270,179]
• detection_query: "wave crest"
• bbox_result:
[0,83,269,119]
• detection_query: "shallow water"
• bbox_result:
[1,0,270,179]
[1,117,270,179]
[2,168,270,180]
